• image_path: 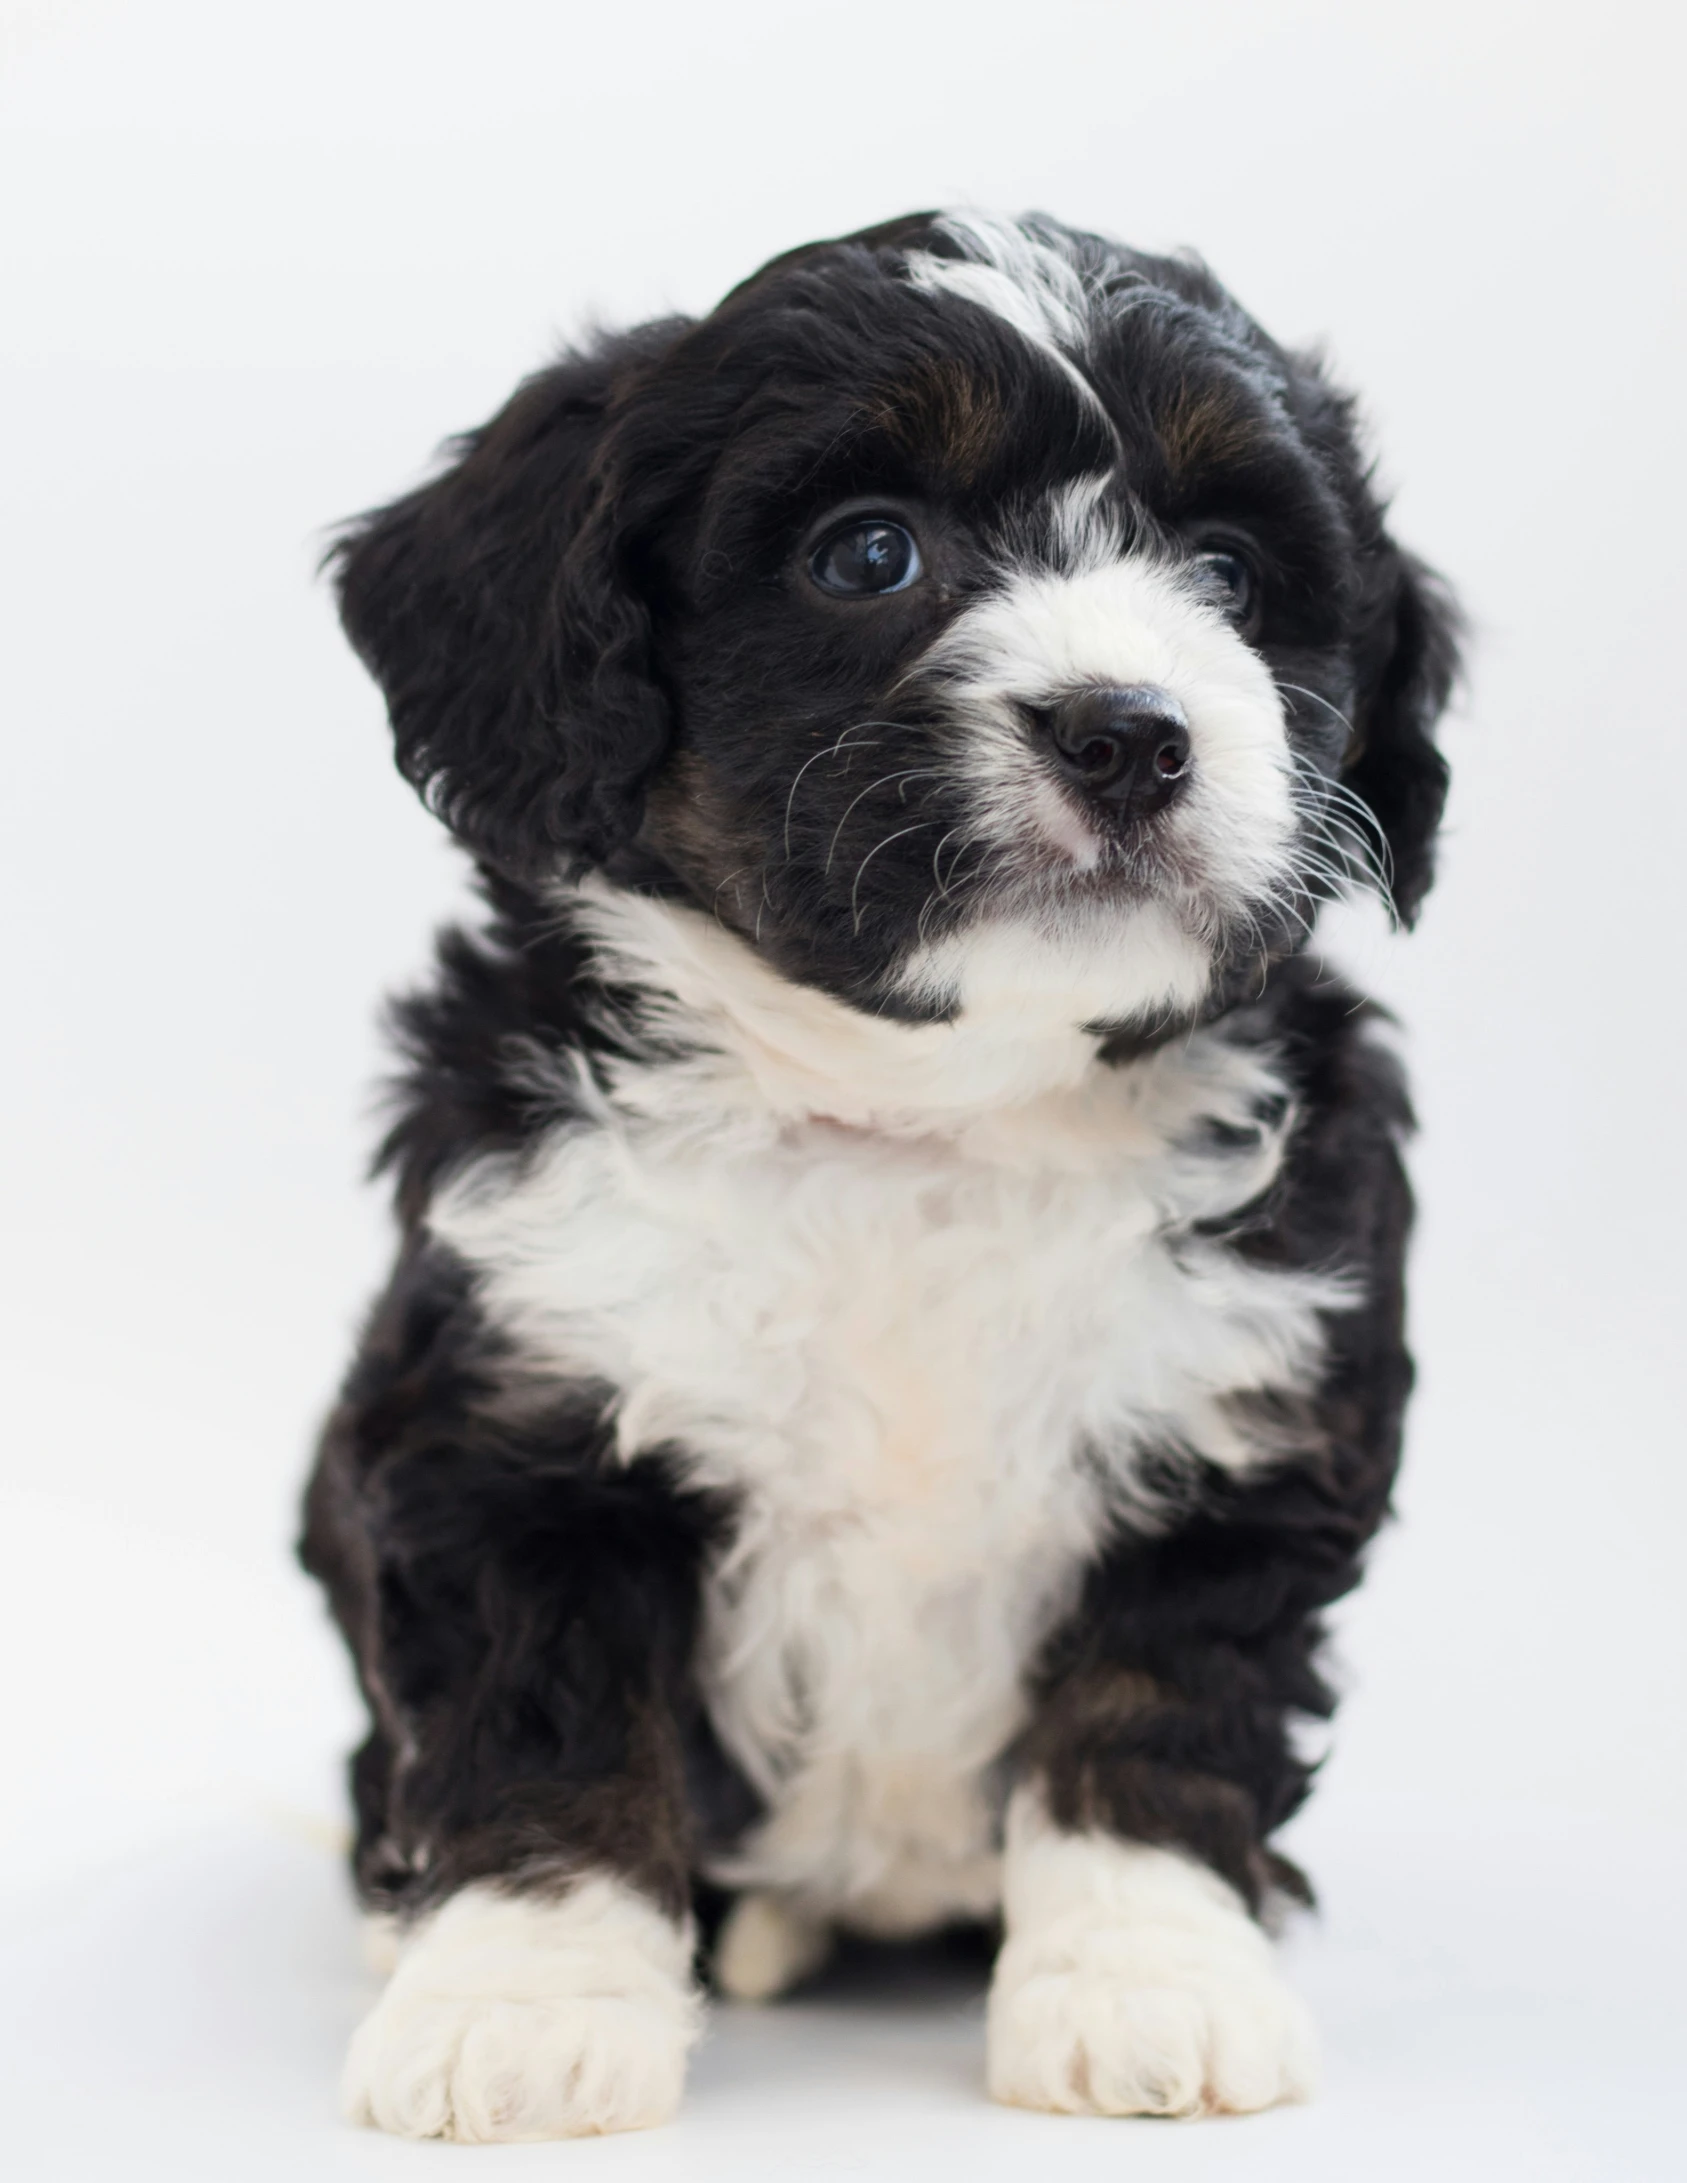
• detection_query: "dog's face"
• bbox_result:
[338,213,1456,1032]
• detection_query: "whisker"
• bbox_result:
[782,731,881,861]
[1285,746,1397,916]
[1301,779,1394,867]
[1288,749,1392,852]
[823,769,947,875]
[1277,679,1354,735]
[851,820,944,934]
[941,827,974,894]
[711,866,752,928]
[1290,850,1361,893]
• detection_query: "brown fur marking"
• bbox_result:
[1156,379,1266,476]
[867,360,1006,486]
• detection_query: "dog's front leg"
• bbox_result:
[986,1787,1317,2118]
[307,1368,716,2142]
[986,1476,1355,2119]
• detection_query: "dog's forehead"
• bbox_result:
[699,211,1294,511]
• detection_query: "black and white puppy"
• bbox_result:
[302,210,1457,2141]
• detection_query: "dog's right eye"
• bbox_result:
[809,520,923,597]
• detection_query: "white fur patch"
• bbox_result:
[342,1876,701,2142]
[893,895,1211,1040]
[568,876,1213,1129]
[987,1791,1318,2116]
[429,894,1351,1940]
[906,211,1116,434]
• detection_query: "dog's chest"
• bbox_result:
[433,1046,1323,1929]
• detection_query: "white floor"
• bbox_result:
[2,1794,1678,2183]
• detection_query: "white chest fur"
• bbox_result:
[430,1003,1345,1934]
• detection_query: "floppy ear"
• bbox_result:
[1344,544,1462,925]
[331,324,685,879]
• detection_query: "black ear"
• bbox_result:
[1345,545,1462,925]
[331,323,685,879]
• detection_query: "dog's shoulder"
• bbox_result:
[373,875,683,1226]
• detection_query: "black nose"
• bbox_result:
[1041,686,1192,819]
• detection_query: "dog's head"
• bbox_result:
[335,212,1458,1036]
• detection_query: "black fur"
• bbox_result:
[302,1242,756,1921]
[304,212,1458,1969]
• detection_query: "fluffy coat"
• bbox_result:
[301,209,1458,2138]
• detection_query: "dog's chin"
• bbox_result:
[947,823,1278,973]
[981,844,1207,924]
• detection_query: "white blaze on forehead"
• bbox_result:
[933,546,1297,916]
[1038,472,1126,573]
[906,211,1116,434]
[913,211,1093,353]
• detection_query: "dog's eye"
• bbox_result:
[810,520,923,597]
[1194,548,1255,624]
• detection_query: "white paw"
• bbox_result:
[342,1876,702,2142]
[987,1794,1318,2118]
[987,1926,1317,2116]
[714,1890,833,2001]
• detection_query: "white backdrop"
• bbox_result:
[2,3,1683,2176]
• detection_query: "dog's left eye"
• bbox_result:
[809,520,923,597]
[1195,549,1255,623]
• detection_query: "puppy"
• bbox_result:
[302,210,1458,2141]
